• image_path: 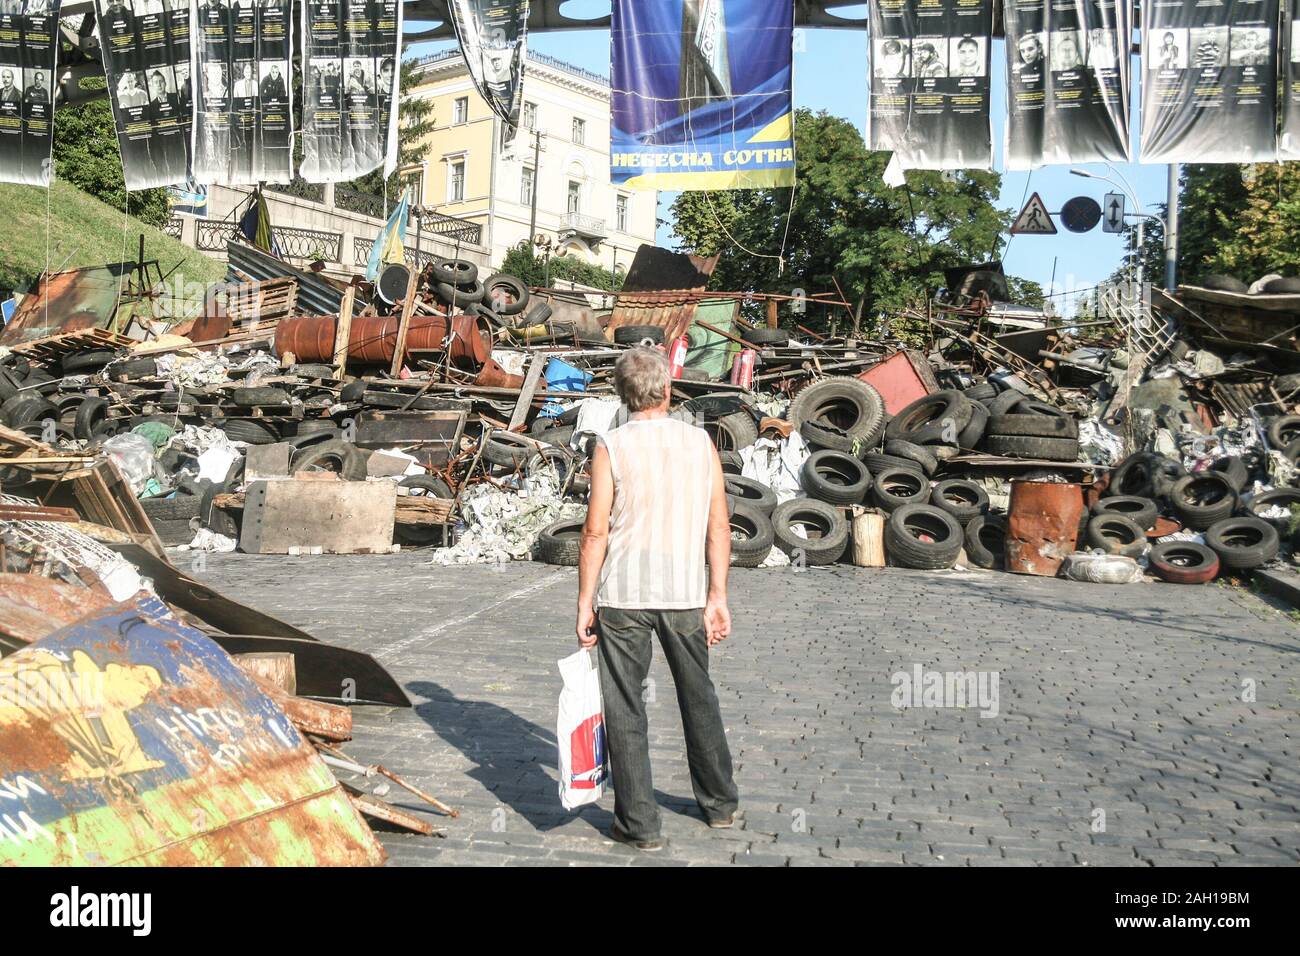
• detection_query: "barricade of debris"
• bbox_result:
[4,243,1300,595]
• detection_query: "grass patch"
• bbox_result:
[0,180,225,303]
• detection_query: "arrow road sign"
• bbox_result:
[1010,192,1057,235]
[1103,192,1126,233]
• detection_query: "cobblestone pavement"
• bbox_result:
[199,553,1300,867]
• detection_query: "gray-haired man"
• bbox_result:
[576,347,739,852]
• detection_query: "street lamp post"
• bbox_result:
[1070,166,1167,294]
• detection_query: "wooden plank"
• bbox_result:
[388,267,421,378]
[241,480,397,554]
[233,652,297,694]
[508,354,546,431]
[766,298,779,329]
[332,284,358,379]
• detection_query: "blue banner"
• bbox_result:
[610,0,795,191]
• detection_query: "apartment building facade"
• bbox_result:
[405,49,658,274]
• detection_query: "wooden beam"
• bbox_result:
[766,298,779,329]
[388,267,422,378]
[508,354,547,431]
[331,284,358,379]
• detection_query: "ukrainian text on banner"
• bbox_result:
[610,0,795,191]
[448,0,529,138]
[192,0,293,186]
[1004,0,1132,170]
[300,0,402,183]
[0,1,58,186]
[94,0,192,191]
[1283,0,1299,158]
[1140,0,1278,163]
[869,0,994,170]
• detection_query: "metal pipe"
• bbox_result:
[1165,164,1180,291]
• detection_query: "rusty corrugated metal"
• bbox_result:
[0,575,116,651]
[0,596,386,866]
[606,248,720,342]
[0,266,128,347]
[1006,481,1084,576]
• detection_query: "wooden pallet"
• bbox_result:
[226,276,299,331]
[9,328,135,363]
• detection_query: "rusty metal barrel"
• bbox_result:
[274,313,492,368]
[1006,480,1084,576]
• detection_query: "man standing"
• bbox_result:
[576,348,739,852]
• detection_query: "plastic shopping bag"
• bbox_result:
[556,649,610,810]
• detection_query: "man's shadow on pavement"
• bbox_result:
[407,681,703,834]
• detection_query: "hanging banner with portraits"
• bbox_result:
[868,0,995,170]
[191,0,294,185]
[1140,0,1279,163]
[1283,0,1300,159]
[0,0,59,187]
[448,0,530,141]
[299,0,403,183]
[1003,0,1132,170]
[93,0,193,191]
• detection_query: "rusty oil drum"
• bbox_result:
[1005,480,1085,576]
[274,312,492,368]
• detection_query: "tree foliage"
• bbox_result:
[52,78,171,227]
[1129,163,1300,285]
[500,245,624,291]
[670,110,1022,334]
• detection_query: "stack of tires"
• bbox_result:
[982,398,1080,462]
[726,476,778,567]
[788,377,886,459]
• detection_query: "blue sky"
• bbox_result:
[411,12,1173,315]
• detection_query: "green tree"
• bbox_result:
[344,59,437,200]
[670,109,1022,337]
[501,244,624,291]
[1128,164,1300,285]
[52,78,171,226]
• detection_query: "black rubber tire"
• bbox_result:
[963,382,998,404]
[1,394,58,428]
[613,325,666,346]
[884,390,974,446]
[1106,453,1185,499]
[0,366,21,402]
[1091,495,1159,530]
[482,431,537,468]
[73,397,111,441]
[108,357,157,381]
[986,413,1078,440]
[1200,274,1249,293]
[800,420,868,458]
[1148,541,1220,584]
[521,302,553,328]
[1085,514,1148,558]
[789,377,887,449]
[883,440,937,476]
[219,419,281,444]
[707,410,759,452]
[930,479,989,525]
[870,466,930,513]
[1205,517,1279,570]
[1261,277,1300,295]
[1267,415,1300,450]
[863,452,920,476]
[431,258,479,286]
[395,475,455,545]
[725,475,778,516]
[289,364,335,380]
[985,434,1079,461]
[801,450,871,506]
[771,497,850,565]
[537,424,577,449]
[525,445,575,481]
[484,274,530,316]
[1274,373,1300,397]
[436,280,485,306]
[339,380,367,403]
[957,400,988,449]
[987,389,1025,416]
[1170,473,1238,531]
[294,419,340,437]
[199,481,241,538]
[231,386,292,408]
[142,493,204,522]
[291,439,368,480]
[728,499,775,568]
[21,369,59,395]
[1247,488,1300,525]
[963,513,1006,570]
[741,327,790,347]
[539,517,585,566]
[885,503,964,570]
[719,450,744,476]
[1207,456,1250,493]
[61,349,117,375]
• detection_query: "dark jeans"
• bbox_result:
[596,607,739,841]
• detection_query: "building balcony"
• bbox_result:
[560,212,607,242]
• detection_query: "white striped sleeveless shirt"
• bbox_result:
[597,417,716,610]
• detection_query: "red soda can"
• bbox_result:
[730,348,757,389]
[668,333,689,379]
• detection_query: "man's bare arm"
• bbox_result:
[703,447,732,645]
[576,443,614,646]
